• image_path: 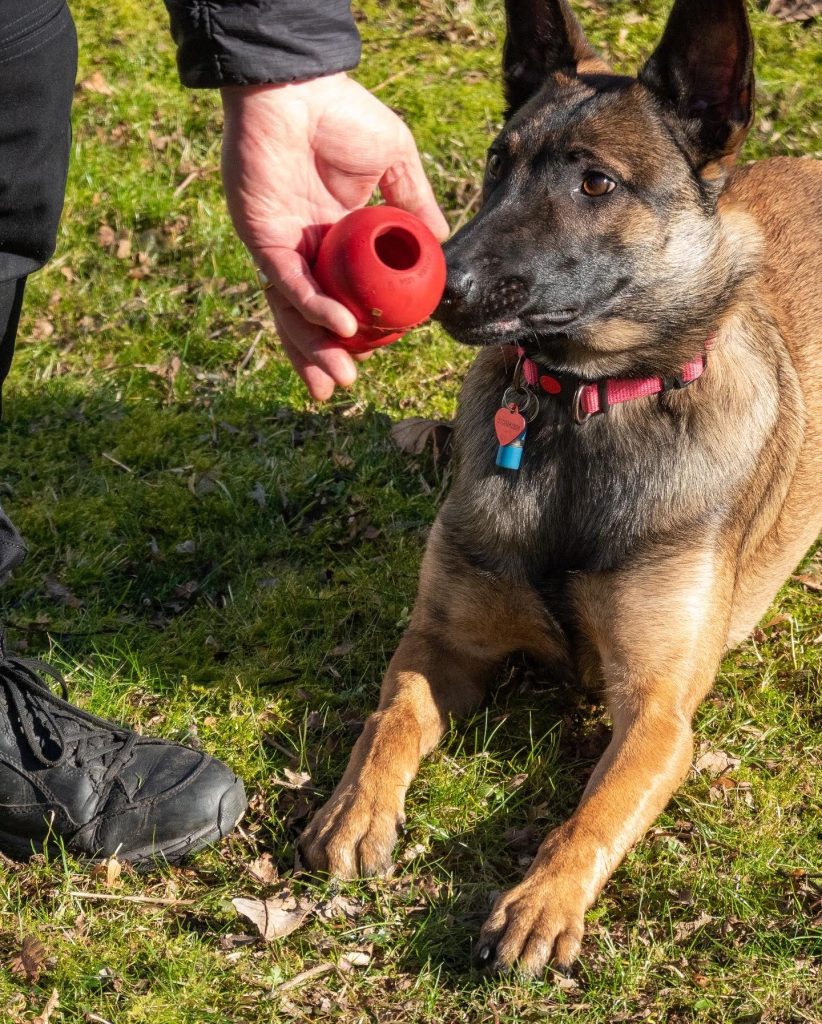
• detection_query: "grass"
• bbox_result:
[0,0,820,1021]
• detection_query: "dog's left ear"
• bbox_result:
[503,0,610,119]
[639,0,754,173]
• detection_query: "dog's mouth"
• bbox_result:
[442,308,580,345]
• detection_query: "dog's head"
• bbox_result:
[436,0,757,377]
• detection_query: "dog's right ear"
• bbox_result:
[503,0,609,118]
[638,0,754,172]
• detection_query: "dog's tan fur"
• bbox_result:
[300,2,821,975]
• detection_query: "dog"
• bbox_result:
[300,0,822,975]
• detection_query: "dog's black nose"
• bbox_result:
[439,265,475,310]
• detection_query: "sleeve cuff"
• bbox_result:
[164,1,362,88]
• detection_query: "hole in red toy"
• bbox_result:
[373,227,420,271]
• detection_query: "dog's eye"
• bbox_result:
[486,152,503,180]
[581,172,616,197]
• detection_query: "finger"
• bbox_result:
[279,332,338,402]
[379,145,450,242]
[272,302,359,393]
[259,247,359,338]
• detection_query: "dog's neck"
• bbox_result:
[507,334,716,425]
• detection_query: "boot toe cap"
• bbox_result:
[72,744,247,864]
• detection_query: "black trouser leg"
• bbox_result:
[0,1,77,583]
[0,277,26,419]
[0,277,28,582]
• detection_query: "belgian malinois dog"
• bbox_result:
[300,0,822,974]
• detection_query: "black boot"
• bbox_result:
[0,508,246,864]
[0,634,247,864]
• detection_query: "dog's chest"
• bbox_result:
[441,356,723,580]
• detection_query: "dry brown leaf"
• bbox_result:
[693,748,741,778]
[762,612,791,630]
[673,911,712,943]
[9,936,46,984]
[232,894,314,941]
[247,852,278,886]
[115,233,132,260]
[79,71,114,95]
[32,318,55,340]
[791,571,822,592]
[97,224,116,249]
[390,417,453,458]
[767,0,821,22]
[148,131,173,152]
[90,855,122,889]
[44,576,83,609]
[339,949,372,971]
[271,768,313,790]
[317,893,365,922]
[709,777,754,806]
[32,988,59,1024]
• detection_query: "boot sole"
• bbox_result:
[0,776,248,867]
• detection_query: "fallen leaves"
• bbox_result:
[232,893,314,941]
[270,768,314,791]
[791,571,822,592]
[693,747,755,805]
[246,852,278,886]
[78,71,114,95]
[673,911,713,943]
[390,417,453,461]
[766,0,822,23]
[43,576,83,609]
[90,855,123,890]
[338,948,372,971]
[231,886,365,944]
[9,936,46,984]
[708,775,755,806]
[693,748,741,778]
[32,989,59,1024]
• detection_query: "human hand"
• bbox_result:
[220,74,449,400]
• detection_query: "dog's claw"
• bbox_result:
[475,944,493,966]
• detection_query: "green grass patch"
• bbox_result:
[0,1,820,1021]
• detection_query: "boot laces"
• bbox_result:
[0,633,136,774]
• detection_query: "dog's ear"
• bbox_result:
[639,0,754,173]
[503,0,609,118]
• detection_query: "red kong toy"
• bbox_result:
[312,206,447,354]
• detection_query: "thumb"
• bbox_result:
[379,146,450,242]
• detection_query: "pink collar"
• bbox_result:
[516,333,716,424]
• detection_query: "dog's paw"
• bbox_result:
[298,786,403,879]
[475,876,586,977]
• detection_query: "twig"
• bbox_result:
[173,170,200,196]
[372,67,413,93]
[275,962,336,993]
[68,890,194,907]
[238,330,263,372]
[102,451,134,474]
[86,1014,116,1024]
[172,165,217,197]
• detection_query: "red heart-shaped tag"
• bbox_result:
[494,405,526,446]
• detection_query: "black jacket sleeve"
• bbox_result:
[163,1,361,88]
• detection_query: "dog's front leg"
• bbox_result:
[298,626,498,877]
[477,550,732,975]
[300,522,563,878]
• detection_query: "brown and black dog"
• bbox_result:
[300,0,822,974]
